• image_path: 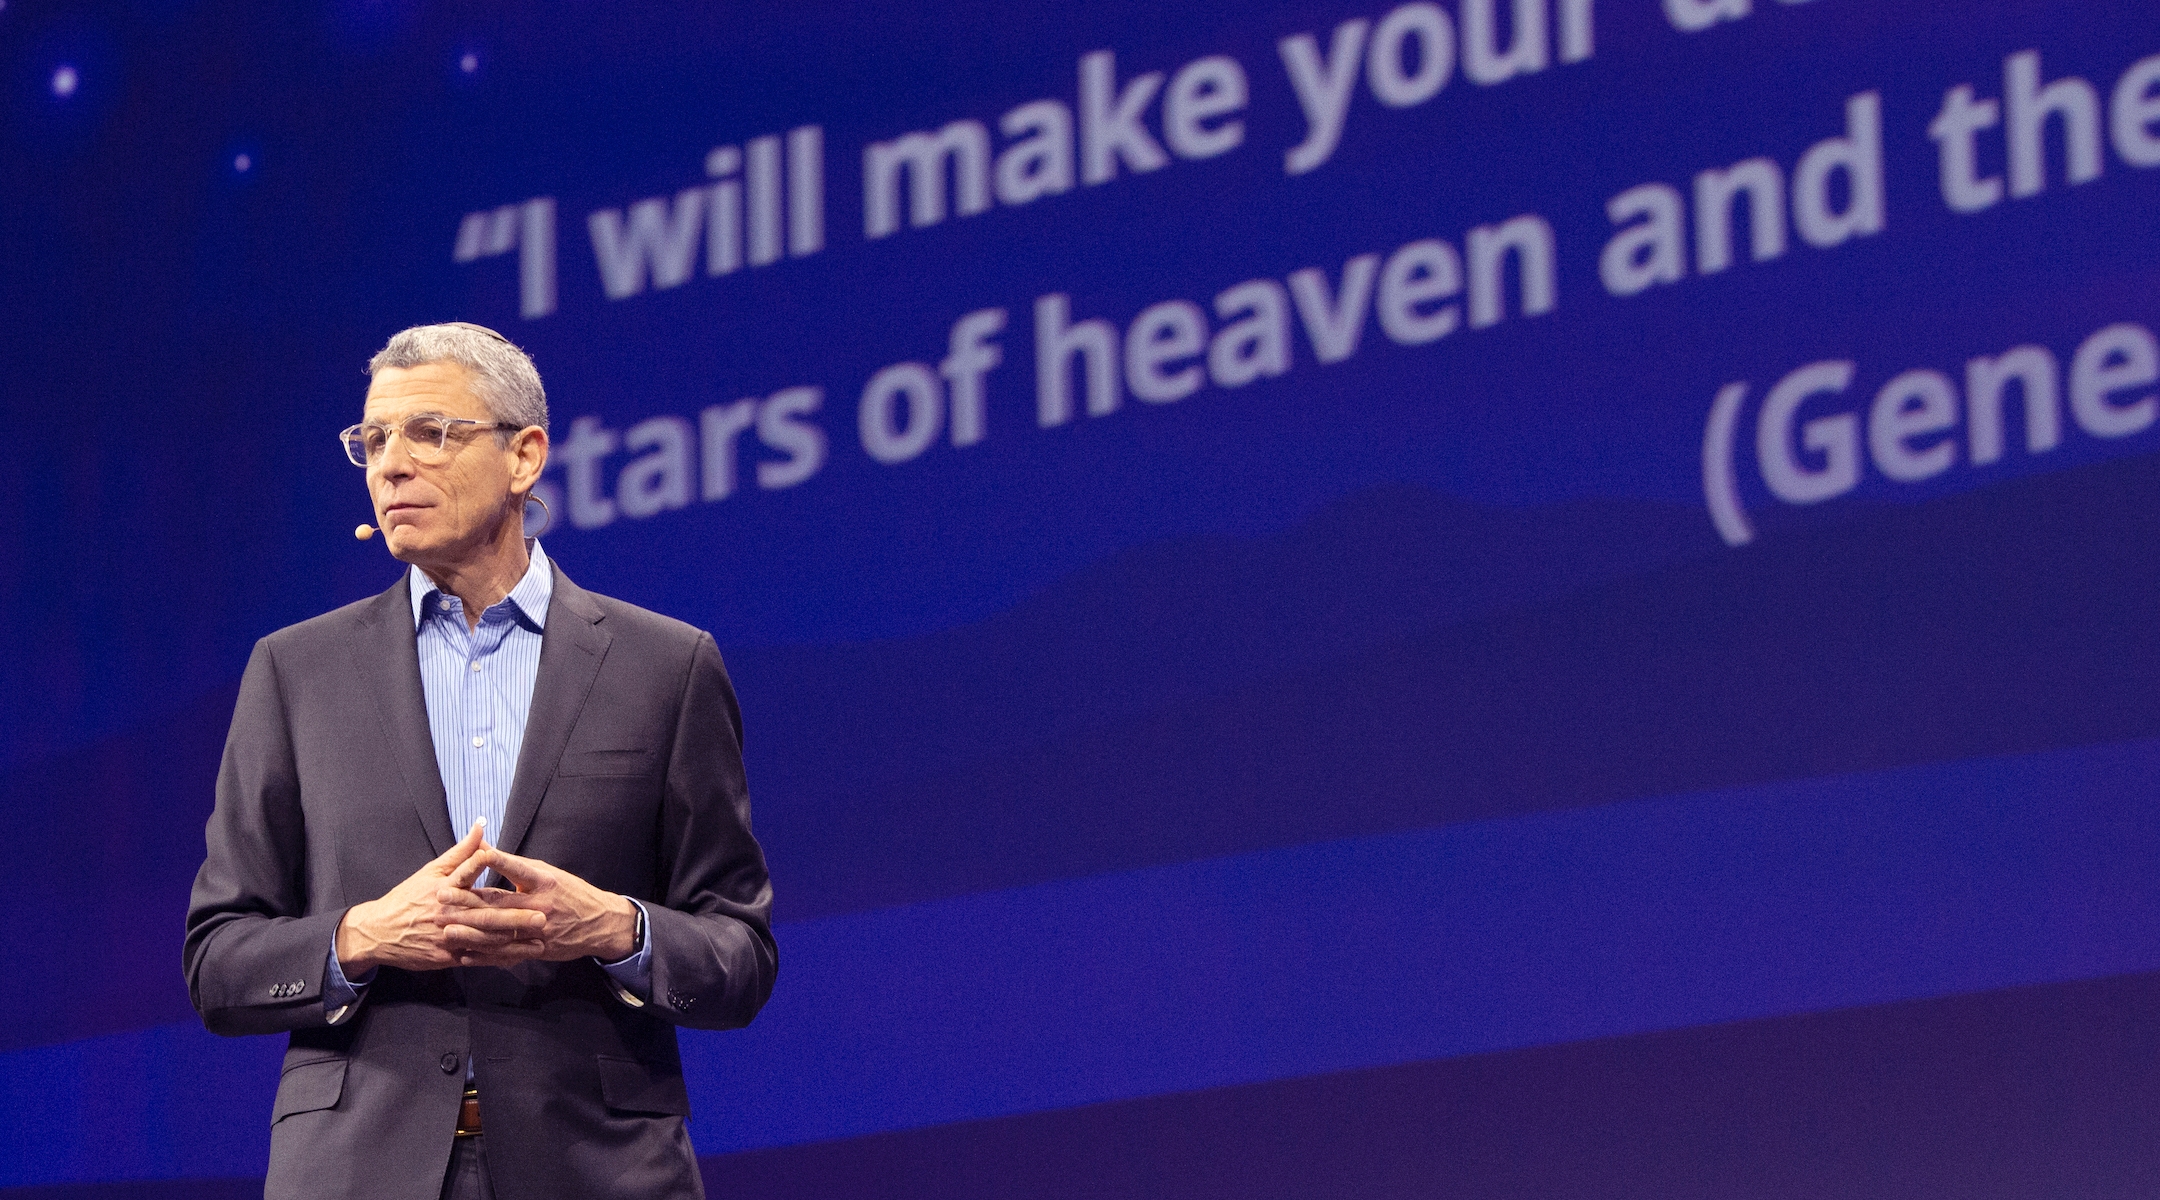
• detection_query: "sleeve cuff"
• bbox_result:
[324,929,375,1025]
[597,898,653,1007]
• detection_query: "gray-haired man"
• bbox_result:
[185,323,775,1200]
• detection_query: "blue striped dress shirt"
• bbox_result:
[411,541,552,855]
[325,542,650,1026]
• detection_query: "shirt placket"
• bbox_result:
[434,601,470,844]
[466,615,503,850]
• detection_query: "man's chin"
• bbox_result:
[382,527,439,563]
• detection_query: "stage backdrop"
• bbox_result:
[5,0,2160,1195]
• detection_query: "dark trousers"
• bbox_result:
[440,1137,495,1200]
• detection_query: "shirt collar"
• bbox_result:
[408,539,554,632]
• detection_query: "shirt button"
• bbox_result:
[471,736,485,748]
[471,661,482,673]
[440,1052,459,1074]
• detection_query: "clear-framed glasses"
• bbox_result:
[339,415,521,467]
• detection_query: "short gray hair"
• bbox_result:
[368,322,549,433]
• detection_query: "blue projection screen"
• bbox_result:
[4,0,2160,1194]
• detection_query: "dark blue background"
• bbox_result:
[4,0,2159,1194]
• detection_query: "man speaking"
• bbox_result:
[184,323,776,1200]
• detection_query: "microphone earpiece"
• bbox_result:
[355,524,377,541]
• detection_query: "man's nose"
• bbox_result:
[372,431,419,483]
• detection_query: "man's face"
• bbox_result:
[362,362,538,570]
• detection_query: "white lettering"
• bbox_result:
[1036,294,1121,425]
[997,101,1076,205]
[2069,323,2160,438]
[1467,214,1556,328]
[1376,239,1463,344]
[1600,183,1686,296]
[589,189,706,299]
[1288,253,1381,362]
[1280,20,1369,175]
[1126,301,1209,402]
[1367,4,1454,108]
[859,364,945,465]
[864,121,992,239]
[1461,0,1546,85]
[1793,92,1884,249]
[1080,50,1169,184]
[1164,56,1248,159]
[618,416,694,518]
[699,400,756,501]
[1965,347,2061,465]
[705,146,744,276]
[1928,85,2003,213]
[1558,0,1594,63]
[787,125,825,257]
[1209,280,1292,387]
[756,386,826,488]
[747,134,783,267]
[1694,158,1784,275]
[1867,369,1959,483]
[2111,53,2160,167]
[2006,50,2102,199]
[941,308,1007,446]
[1663,0,1747,34]
[1757,360,1860,504]
[558,415,620,528]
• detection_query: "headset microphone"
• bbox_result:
[355,524,377,540]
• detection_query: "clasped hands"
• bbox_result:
[335,819,639,974]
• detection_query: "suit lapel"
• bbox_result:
[497,564,611,858]
[350,574,457,857]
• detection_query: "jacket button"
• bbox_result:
[440,1052,459,1074]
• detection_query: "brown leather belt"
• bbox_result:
[455,1086,482,1137]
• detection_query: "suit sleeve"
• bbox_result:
[640,631,778,1030]
[183,639,348,1037]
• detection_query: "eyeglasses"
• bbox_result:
[340,415,522,467]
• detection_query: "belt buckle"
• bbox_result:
[455,1086,482,1138]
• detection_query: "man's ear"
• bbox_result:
[508,427,549,494]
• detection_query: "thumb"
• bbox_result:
[444,840,493,889]
[484,848,545,891]
[427,818,489,876]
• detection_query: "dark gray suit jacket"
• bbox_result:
[184,564,776,1200]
